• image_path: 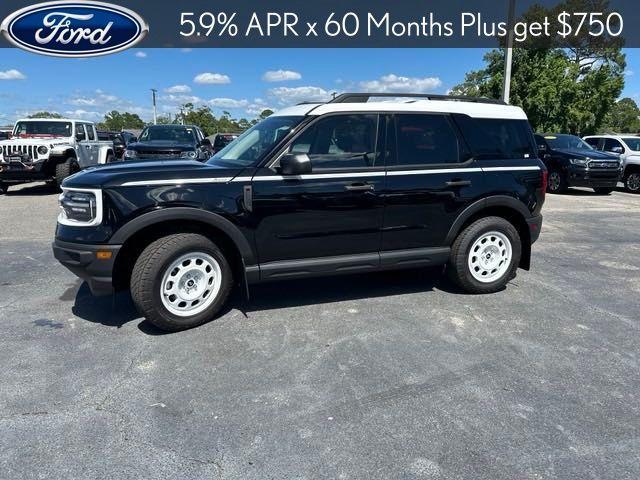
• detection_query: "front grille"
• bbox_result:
[1,144,43,160]
[137,150,182,159]
[588,160,618,169]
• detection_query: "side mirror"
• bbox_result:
[537,144,547,152]
[280,153,312,176]
[113,137,124,146]
[200,138,212,148]
[611,146,623,154]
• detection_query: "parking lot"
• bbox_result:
[1,183,639,479]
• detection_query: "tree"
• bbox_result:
[451,0,626,135]
[259,109,274,120]
[28,111,63,119]
[601,98,640,133]
[100,111,145,131]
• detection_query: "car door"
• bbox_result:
[381,112,484,257]
[83,124,98,164]
[74,124,91,168]
[250,113,386,273]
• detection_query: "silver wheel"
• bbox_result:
[467,231,512,283]
[548,171,561,191]
[160,252,222,317]
[627,173,640,192]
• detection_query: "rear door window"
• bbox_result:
[394,114,463,166]
[455,115,535,160]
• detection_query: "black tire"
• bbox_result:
[546,169,567,194]
[0,181,7,194]
[593,187,614,195]
[55,157,78,188]
[130,233,233,332]
[447,216,522,294]
[624,171,640,193]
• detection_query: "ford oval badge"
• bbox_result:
[1,1,149,57]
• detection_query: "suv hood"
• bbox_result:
[555,148,618,160]
[0,137,72,146]
[63,160,245,189]
[128,141,195,150]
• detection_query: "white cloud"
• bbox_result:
[134,51,147,58]
[208,98,249,109]
[164,84,191,94]
[262,69,302,82]
[194,72,231,84]
[267,86,333,105]
[64,109,102,120]
[624,70,634,77]
[160,94,203,104]
[68,90,118,107]
[0,69,26,80]
[359,74,442,93]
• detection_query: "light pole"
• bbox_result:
[502,0,516,104]
[151,88,157,125]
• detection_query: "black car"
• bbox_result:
[210,132,240,153]
[97,131,137,159]
[53,93,546,332]
[534,134,621,194]
[123,124,212,161]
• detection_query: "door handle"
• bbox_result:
[345,182,374,191]
[445,180,471,187]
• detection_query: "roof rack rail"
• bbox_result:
[329,93,506,105]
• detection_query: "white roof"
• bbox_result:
[15,118,88,123]
[584,134,639,139]
[272,100,527,120]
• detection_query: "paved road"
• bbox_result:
[1,183,639,479]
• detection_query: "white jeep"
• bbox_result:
[0,118,115,193]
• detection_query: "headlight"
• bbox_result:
[58,188,103,227]
[37,145,48,155]
[569,158,588,166]
[124,149,137,159]
[180,150,197,159]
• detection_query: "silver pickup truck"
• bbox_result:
[0,118,115,193]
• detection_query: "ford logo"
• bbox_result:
[1,1,148,57]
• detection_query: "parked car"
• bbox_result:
[583,134,640,193]
[123,124,212,161]
[209,132,240,154]
[97,130,137,159]
[53,92,546,331]
[0,129,11,140]
[0,118,115,193]
[534,133,621,194]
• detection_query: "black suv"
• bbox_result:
[123,124,212,161]
[97,131,137,159]
[534,134,620,194]
[53,93,546,331]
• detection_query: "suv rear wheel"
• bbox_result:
[448,216,522,294]
[130,233,233,332]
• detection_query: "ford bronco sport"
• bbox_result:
[53,93,546,331]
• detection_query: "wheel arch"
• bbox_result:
[110,208,255,291]
[445,196,533,270]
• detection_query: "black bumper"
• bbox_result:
[567,167,620,188]
[0,159,48,183]
[528,214,543,244]
[52,239,121,296]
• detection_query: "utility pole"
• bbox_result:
[151,88,157,125]
[502,0,516,104]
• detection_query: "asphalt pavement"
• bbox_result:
[1,182,639,479]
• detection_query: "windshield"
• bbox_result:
[13,121,72,137]
[622,137,640,151]
[208,116,304,168]
[139,126,196,143]
[544,134,593,150]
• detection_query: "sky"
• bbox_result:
[1,47,639,126]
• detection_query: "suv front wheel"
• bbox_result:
[448,217,522,294]
[131,233,233,331]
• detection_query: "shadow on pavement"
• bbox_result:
[71,266,462,334]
